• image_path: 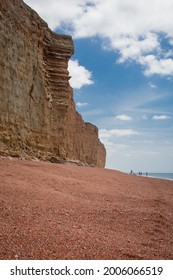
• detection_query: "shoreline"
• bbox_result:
[133,173,173,182]
[148,175,173,181]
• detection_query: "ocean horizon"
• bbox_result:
[135,172,173,181]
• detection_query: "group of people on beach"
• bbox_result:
[130,170,148,176]
[139,171,148,176]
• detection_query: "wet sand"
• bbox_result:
[0,157,173,259]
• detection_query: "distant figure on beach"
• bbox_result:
[130,170,133,175]
[146,172,148,176]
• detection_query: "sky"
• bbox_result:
[24,0,173,173]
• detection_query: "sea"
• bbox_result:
[135,173,173,181]
[147,173,173,181]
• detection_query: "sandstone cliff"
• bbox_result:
[0,0,106,167]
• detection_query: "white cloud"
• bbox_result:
[99,128,139,139]
[152,115,172,120]
[101,138,129,152]
[24,0,88,30]
[24,0,173,37]
[24,0,173,77]
[116,33,160,63]
[68,60,93,89]
[76,102,88,107]
[148,82,157,89]
[114,114,132,121]
[139,55,173,76]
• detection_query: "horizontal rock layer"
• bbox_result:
[0,0,106,167]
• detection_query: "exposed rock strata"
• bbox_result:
[0,0,106,167]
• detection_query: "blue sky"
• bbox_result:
[25,0,173,172]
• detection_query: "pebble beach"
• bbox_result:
[0,157,173,260]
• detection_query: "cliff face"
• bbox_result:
[0,0,106,167]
